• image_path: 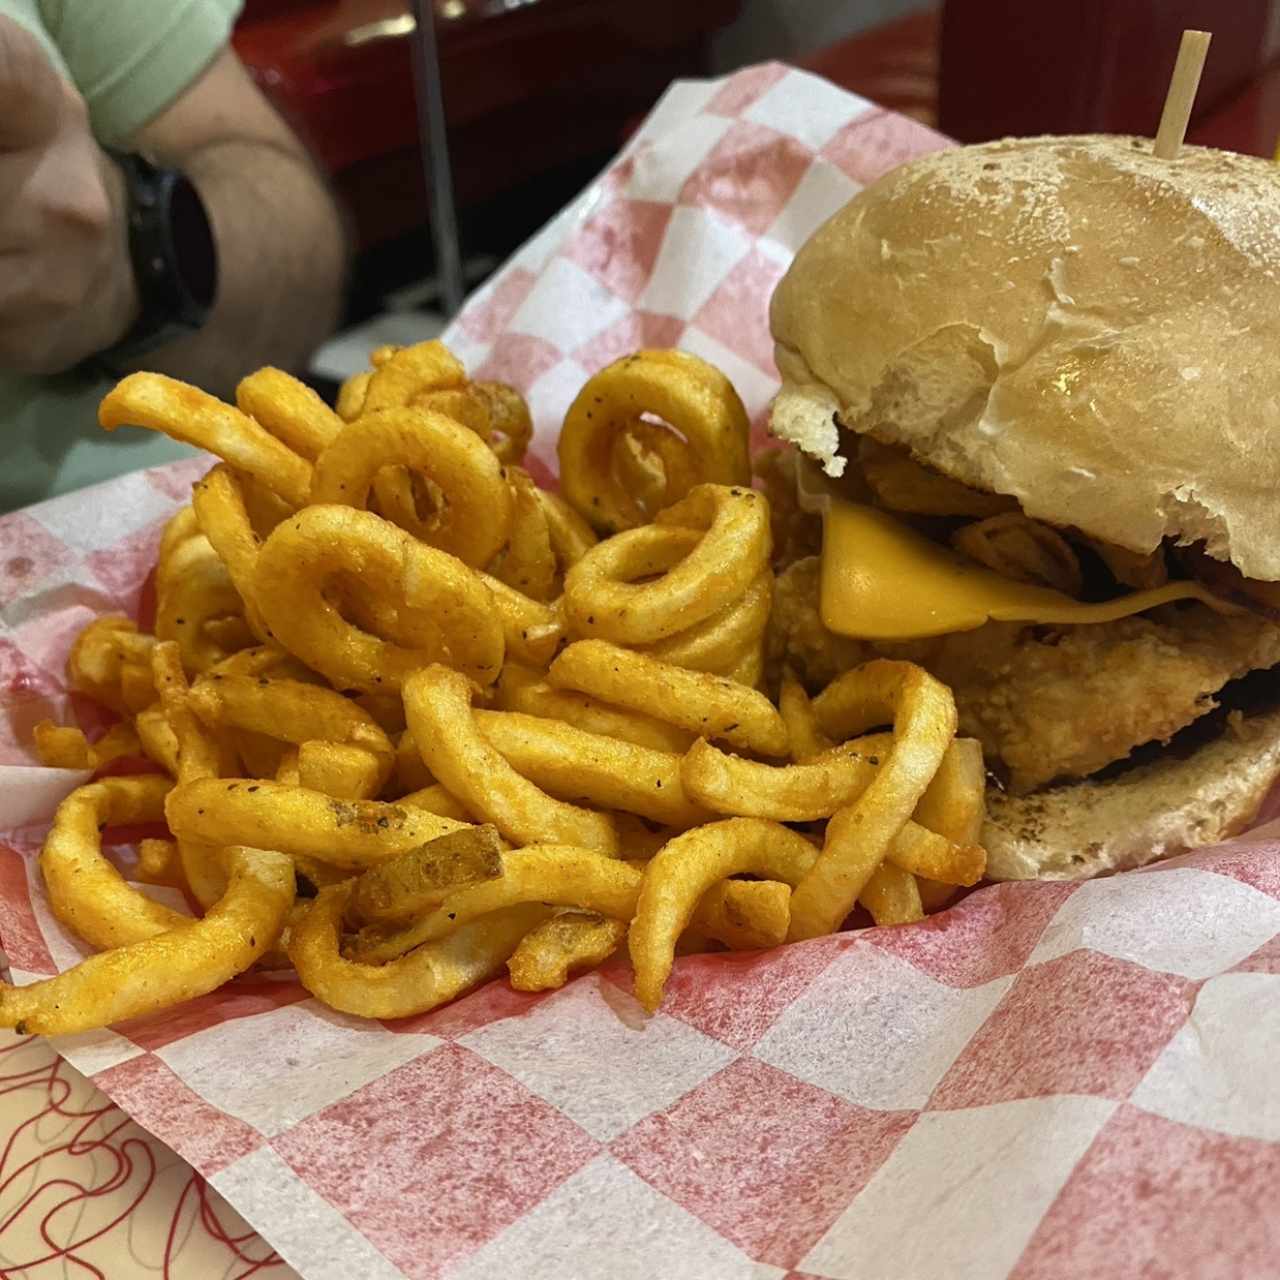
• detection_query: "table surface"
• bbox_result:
[0,1033,297,1279]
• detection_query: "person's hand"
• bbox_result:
[0,16,136,374]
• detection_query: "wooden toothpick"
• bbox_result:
[1154,30,1212,159]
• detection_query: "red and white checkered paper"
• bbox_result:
[3,64,1280,1280]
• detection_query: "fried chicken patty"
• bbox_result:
[769,559,1280,792]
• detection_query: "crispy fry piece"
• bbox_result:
[236,366,343,462]
[4,847,294,1036]
[399,784,474,822]
[790,661,958,940]
[39,775,185,950]
[550,641,789,757]
[473,381,533,465]
[489,467,556,602]
[349,825,504,923]
[296,740,385,800]
[558,351,751,534]
[507,913,627,992]
[403,666,618,854]
[188,673,393,799]
[291,885,546,1020]
[495,666,694,754]
[135,837,187,891]
[311,408,514,567]
[859,864,925,926]
[152,640,235,909]
[476,571,564,668]
[535,489,597,569]
[629,818,818,1012]
[474,710,710,828]
[191,464,271,639]
[563,485,769,644]
[336,370,371,422]
[695,878,791,951]
[66,615,145,714]
[155,533,248,673]
[914,737,987,908]
[33,722,94,770]
[779,667,834,761]
[679,735,888,821]
[253,505,505,692]
[166,778,470,872]
[100,372,312,508]
[348,846,639,963]
[135,705,180,775]
[360,340,465,415]
[643,571,772,679]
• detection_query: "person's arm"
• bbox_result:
[0,17,346,392]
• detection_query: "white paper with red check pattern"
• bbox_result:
[2,63,1280,1280]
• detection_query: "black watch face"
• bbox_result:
[170,174,217,311]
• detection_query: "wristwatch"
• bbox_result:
[93,150,217,371]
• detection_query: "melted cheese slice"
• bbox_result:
[819,496,1232,641]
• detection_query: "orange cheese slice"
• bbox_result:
[818,496,1231,641]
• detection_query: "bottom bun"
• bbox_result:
[983,705,1280,881]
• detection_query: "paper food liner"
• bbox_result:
[2,63,1279,1280]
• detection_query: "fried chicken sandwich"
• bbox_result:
[767,134,1280,880]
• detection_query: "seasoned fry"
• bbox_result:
[790,661,958,939]
[135,837,187,890]
[2,847,294,1037]
[779,667,834,760]
[167,779,470,872]
[376,845,639,949]
[336,370,371,422]
[40,775,185,950]
[507,913,628,992]
[403,666,619,854]
[311,408,513,567]
[558,350,751,533]
[349,824,504,923]
[550,641,789,757]
[236,366,343,462]
[191,464,270,639]
[474,710,710,827]
[563,484,770,645]
[253,505,505,692]
[100,372,313,508]
[489,467,556,601]
[360,339,465,415]
[495,665,694,753]
[913,737,987,906]
[629,818,818,1011]
[859,864,925,926]
[535,488,597,569]
[290,885,546,1020]
[33,720,138,771]
[155,533,248,673]
[694,878,791,951]
[476,571,564,667]
[135,705,180,775]
[680,735,888,821]
[152,641,236,909]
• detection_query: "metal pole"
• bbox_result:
[407,0,465,316]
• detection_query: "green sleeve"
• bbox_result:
[37,0,244,145]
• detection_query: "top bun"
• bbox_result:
[769,135,1280,581]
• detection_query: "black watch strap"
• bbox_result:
[93,150,217,373]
